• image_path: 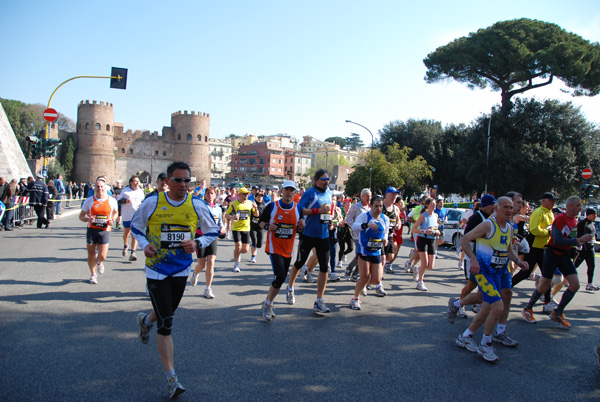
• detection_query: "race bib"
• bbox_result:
[366,237,383,251]
[93,215,108,228]
[490,250,508,269]
[274,223,294,239]
[239,210,250,220]
[320,213,331,224]
[251,216,259,225]
[160,224,191,248]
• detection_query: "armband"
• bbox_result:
[361,223,368,230]
[312,208,319,215]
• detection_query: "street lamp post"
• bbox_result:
[485,106,495,194]
[345,120,374,191]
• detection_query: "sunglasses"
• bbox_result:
[320,177,330,181]
[170,177,192,183]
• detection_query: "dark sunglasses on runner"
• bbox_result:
[170,177,192,183]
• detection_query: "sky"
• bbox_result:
[1,0,599,146]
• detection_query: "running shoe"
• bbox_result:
[137,313,151,344]
[471,304,481,314]
[233,262,240,273]
[190,273,198,286]
[97,262,105,275]
[250,256,257,264]
[350,298,361,310]
[300,265,308,280]
[350,275,358,282]
[336,261,343,269]
[375,285,387,297]
[361,287,367,296]
[286,287,295,305]
[408,249,414,259]
[89,274,98,284]
[204,287,215,299]
[521,308,537,324]
[416,281,427,291]
[313,300,330,313]
[122,246,127,257]
[447,297,459,323]
[457,306,467,318]
[404,260,412,272]
[477,343,499,362]
[586,283,600,291]
[344,268,352,279]
[129,252,138,262]
[543,302,555,314]
[492,331,518,347]
[456,334,478,352]
[329,272,341,282]
[457,260,463,270]
[549,311,571,329]
[384,263,394,274]
[306,271,316,283]
[167,375,186,399]
[115,222,121,230]
[412,266,419,282]
[261,301,274,321]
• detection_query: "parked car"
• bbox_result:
[443,208,468,248]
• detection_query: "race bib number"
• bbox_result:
[239,210,250,220]
[251,216,259,225]
[275,223,294,239]
[213,215,220,225]
[491,250,508,269]
[93,215,108,228]
[366,237,383,251]
[160,224,191,248]
[320,213,331,224]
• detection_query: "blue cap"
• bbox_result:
[385,187,400,194]
[481,194,496,207]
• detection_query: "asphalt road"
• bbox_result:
[1,209,599,401]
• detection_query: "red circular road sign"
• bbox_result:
[43,108,58,122]
[582,168,593,179]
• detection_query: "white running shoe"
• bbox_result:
[361,287,367,296]
[586,283,600,291]
[456,334,478,352]
[250,256,257,263]
[261,301,274,321]
[204,287,215,299]
[233,262,240,273]
[350,298,361,310]
[478,343,499,362]
[457,306,467,318]
[416,281,427,291]
[89,274,98,284]
[313,300,330,313]
[190,273,198,286]
[128,252,137,262]
[306,271,316,283]
[97,262,105,275]
[412,266,419,282]
[384,263,394,274]
[329,272,341,282]
[404,260,411,272]
[375,285,387,297]
[286,287,295,305]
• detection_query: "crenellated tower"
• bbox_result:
[170,110,211,183]
[73,100,116,184]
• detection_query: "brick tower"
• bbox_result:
[170,110,211,183]
[73,100,116,184]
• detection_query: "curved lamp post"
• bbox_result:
[345,120,374,191]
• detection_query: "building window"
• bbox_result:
[129,149,133,154]
[106,124,110,131]
[162,151,167,156]
[205,136,208,142]
[249,159,255,164]
[187,134,192,141]
[85,123,89,130]
[279,159,282,164]
[278,168,282,172]
[177,134,181,140]
[197,135,201,141]
[155,150,159,156]
[121,148,125,153]
[260,159,264,164]
[95,123,101,130]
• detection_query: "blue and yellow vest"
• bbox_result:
[476,217,511,271]
[146,192,199,275]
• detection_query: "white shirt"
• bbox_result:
[117,186,145,221]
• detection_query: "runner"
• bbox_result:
[521,196,593,328]
[350,195,390,310]
[191,186,226,298]
[132,162,219,399]
[249,190,266,263]
[117,175,145,261]
[285,169,333,314]
[257,180,304,321]
[382,187,401,275]
[78,176,119,284]
[224,187,258,272]
[411,197,441,291]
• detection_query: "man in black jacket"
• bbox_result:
[574,208,599,291]
[27,174,50,228]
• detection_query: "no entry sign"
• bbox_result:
[43,108,58,122]
[582,168,593,179]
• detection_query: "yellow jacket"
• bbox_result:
[529,206,553,249]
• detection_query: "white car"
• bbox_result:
[442,208,468,248]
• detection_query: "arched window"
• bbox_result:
[197,135,201,141]
[121,148,125,153]
[162,151,167,156]
[186,134,192,141]
[155,150,159,156]
[129,149,133,154]
[95,123,101,130]
[106,124,110,131]
[205,135,208,142]
[177,134,181,140]
[85,123,89,130]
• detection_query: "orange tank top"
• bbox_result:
[89,196,113,231]
[265,201,301,258]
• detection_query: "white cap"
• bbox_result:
[281,180,297,190]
